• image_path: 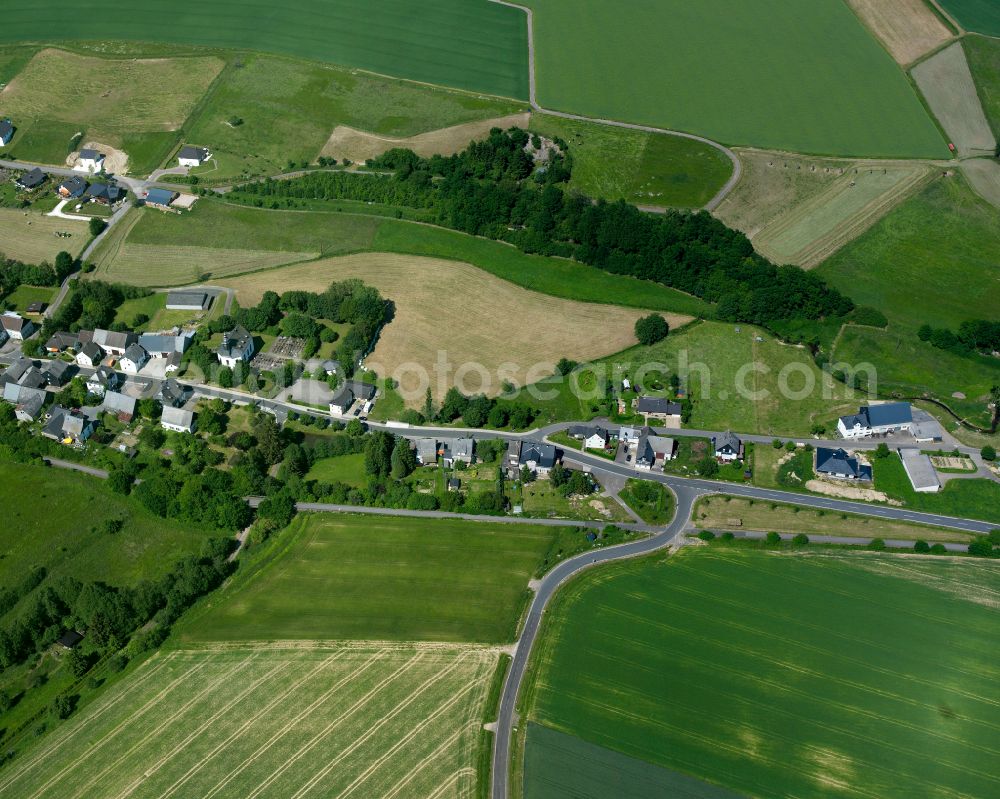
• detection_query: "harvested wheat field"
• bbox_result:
[846,0,953,65]
[0,643,496,799]
[0,207,86,262]
[912,42,996,157]
[320,112,531,163]
[714,149,855,239]
[221,253,685,397]
[752,164,933,267]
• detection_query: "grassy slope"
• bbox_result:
[525,548,1000,799]
[522,0,945,157]
[127,201,377,254]
[183,51,526,180]
[964,34,1000,137]
[0,461,212,590]
[177,513,561,644]
[522,321,856,435]
[939,0,1000,35]
[101,199,711,315]
[530,115,732,209]
[817,175,1000,419]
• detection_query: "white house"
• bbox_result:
[712,431,743,462]
[138,332,192,359]
[837,403,913,439]
[177,145,211,168]
[217,325,254,368]
[161,405,196,434]
[76,342,104,368]
[76,148,105,173]
[120,344,150,374]
[93,329,137,356]
[1,312,35,341]
[442,437,474,467]
[86,365,120,397]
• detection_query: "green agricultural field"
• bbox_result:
[184,52,526,181]
[0,47,223,171]
[522,548,1000,799]
[521,0,946,157]
[524,723,738,799]
[819,176,1000,332]
[305,453,367,487]
[530,115,732,209]
[177,513,563,644]
[0,0,529,99]
[964,35,1000,136]
[0,644,495,799]
[521,321,857,435]
[0,461,213,591]
[2,284,56,313]
[938,0,1000,35]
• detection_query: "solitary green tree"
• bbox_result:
[634,314,669,346]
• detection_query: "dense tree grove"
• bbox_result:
[0,538,233,670]
[0,252,75,301]
[40,280,151,343]
[918,319,1000,356]
[230,128,853,327]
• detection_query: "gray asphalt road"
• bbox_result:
[42,457,108,479]
[490,484,702,799]
[486,0,741,211]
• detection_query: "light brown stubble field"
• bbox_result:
[845,0,952,65]
[220,253,689,398]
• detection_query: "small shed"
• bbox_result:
[58,630,84,649]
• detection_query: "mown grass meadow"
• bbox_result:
[177,513,564,644]
[0,644,495,799]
